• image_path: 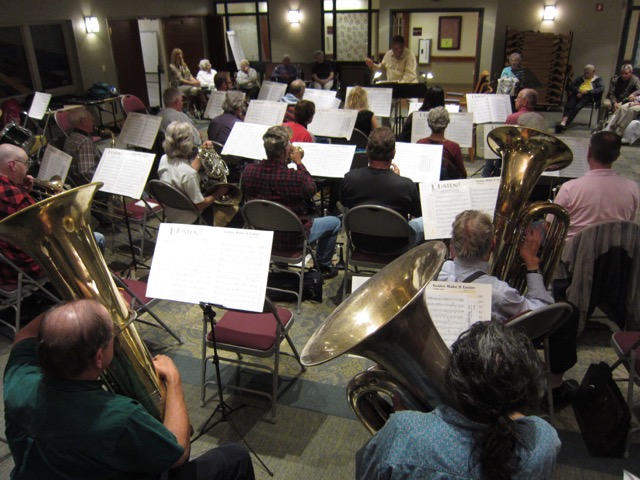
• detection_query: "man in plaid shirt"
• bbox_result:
[241,126,340,279]
[63,107,101,185]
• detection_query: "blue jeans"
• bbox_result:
[308,216,341,266]
[409,217,424,247]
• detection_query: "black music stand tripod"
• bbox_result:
[192,302,274,476]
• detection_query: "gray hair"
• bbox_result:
[517,112,548,132]
[289,79,306,97]
[584,64,595,72]
[222,91,246,114]
[263,125,292,160]
[282,54,291,63]
[0,143,26,168]
[520,88,538,108]
[163,87,183,107]
[366,127,395,162]
[68,107,91,128]
[451,210,494,262]
[621,64,634,73]
[509,52,522,62]
[163,121,195,158]
[428,106,450,133]
[314,50,324,57]
[198,59,211,70]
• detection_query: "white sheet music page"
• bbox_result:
[410,112,430,143]
[426,281,492,347]
[38,144,72,182]
[393,142,442,184]
[466,94,493,124]
[488,95,512,123]
[445,104,461,113]
[468,177,500,217]
[303,89,340,110]
[147,224,273,312]
[408,101,422,115]
[92,148,155,199]
[481,124,506,159]
[410,112,473,148]
[293,142,355,178]
[226,31,246,70]
[118,113,162,150]
[542,137,589,178]
[258,81,287,102]
[221,122,269,160]
[244,100,287,126]
[307,109,358,139]
[204,91,227,119]
[346,87,393,118]
[28,92,52,120]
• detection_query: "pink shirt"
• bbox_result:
[551,169,639,238]
[505,108,533,125]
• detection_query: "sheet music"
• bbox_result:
[446,104,461,113]
[307,109,358,139]
[258,81,287,102]
[303,89,340,110]
[38,144,72,182]
[393,142,442,184]
[346,87,393,118]
[410,112,473,147]
[92,148,155,199]
[488,95,512,123]
[221,122,269,160]
[408,101,422,115]
[351,276,369,293]
[426,281,492,347]
[147,224,273,312]
[293,142,355,178]
[541,137,589,178]
[226,31,246,70]
[623,471,640,480]
[118,113,162,150]
[480,124,506,159]
[420,177,500,239]
[466,94,512,124]
[244,100,287,126]
[204,91,227,119]
[28,92,52,120]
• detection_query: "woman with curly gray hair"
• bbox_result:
[417,106,467,180]
[207,91,246,145]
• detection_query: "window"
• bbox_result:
[323,0,378,61]
[214,1,270,62]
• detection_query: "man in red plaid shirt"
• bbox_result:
[241,126,340,279]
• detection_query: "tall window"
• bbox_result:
[214,1,270,62]
[323,0,378,61]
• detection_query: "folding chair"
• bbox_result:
[146,179,208,225]
[200,297,305,422]
[121,94,149,116]
[111,197,163,258]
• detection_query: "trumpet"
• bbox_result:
[288,145,304,163]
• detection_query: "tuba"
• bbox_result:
[0,183,166,420]
[198,145,242,207]
[302,241,450,434]
[487,126,573,292]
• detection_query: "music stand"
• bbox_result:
[370,82,427,135]
[193,303,274,476]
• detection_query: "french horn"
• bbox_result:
[197,145,242,206]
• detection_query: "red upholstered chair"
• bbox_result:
[111,197,163,257]
[200,298,305,422]
[610,331,640,456]
[121,94,148,116]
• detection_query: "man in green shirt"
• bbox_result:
[4,299,254,480]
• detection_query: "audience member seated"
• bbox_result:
[310,50,334,90]
[4,299,255,480]
[63,107,101,185]
[207,91,245,145]
[356,321,560,480]
[548,131,639,239]
[398,85,445,143]
[417,107,467,180]
[604,88,640,137]
[283,100,315,143]
[272,54,299,85]
[157,87,202,146]
[236,59,260,100]
[596,63,640,130]
[196,59,217,89]
[345,86,378,137]
[168,48,205,113]
[340,127,424,247]
[158,121,220,225]
[241,125,340,279]
[499,52,541,97]
[281,79,306,122]
[364,35,417,83]
[437,210,579,409]
[214,71,234,92]
[506,88,537,125]
[556,64,604,133]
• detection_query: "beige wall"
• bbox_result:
[408,11,479,57]
[268,0,322,63]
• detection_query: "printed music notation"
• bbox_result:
[28,92,52,120]
[345,86,393,118]
[147,224,273,312]
[204,91,227,119]
[222,122,270,160]
[302,89,341,111]
[118,113,162,150]
[465,94,512,124]
[92,148,155,199]
[244,100,288,126]
[307,109,358,139]
[38,144,72,183]
[257,81,287,103]
[410,111,474,147]
[293,142,355,178]
[393,142,443,184]
[407,102,460,115]
[541,136,589,179]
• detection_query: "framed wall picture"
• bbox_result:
[418,38,431,64]
[438,16,462,50]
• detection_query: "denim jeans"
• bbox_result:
[308,216,341,266]
[409,217,424,247]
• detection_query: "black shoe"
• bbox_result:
[554,123,567,134]
[544,379,579,412]
[320,264,338,280]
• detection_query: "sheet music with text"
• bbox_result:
[303,89,340,110]
[466,94,512,124]
[221,122,269,160]
[147,224,273,312]
[226,31,246,70]
[393,142,442,184]
[204,91,227,119]
[307,109,358,139]
[38,144,72,182]
[244,100,287,126]
[28,92,52,120]
[346,87,393,117]
[258,81,287,102]
[92,148,155,199]
[293,142,355,178]
[481,124,506,159]
[420,177,500,239]
[118,113,162,150]
[410,112,473,147]
[426,281,492,347]
[541,137,589,178]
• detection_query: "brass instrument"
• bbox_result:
[288,145,304,163]
[198,145,242,206]
[302,241,450,434]
[487,126,573,291]
[32,175,65,196]
[0,183,166,420]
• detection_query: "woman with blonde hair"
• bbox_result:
[169,48,205,113]
[346,86,378,136]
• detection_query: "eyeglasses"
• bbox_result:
[13,157,31,168]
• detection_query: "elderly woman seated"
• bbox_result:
[196,59,217,89]
[417,106,467,180]
[236,59,261,100]
[207,91,245,145]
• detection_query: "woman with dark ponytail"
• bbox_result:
[356,321,560,479]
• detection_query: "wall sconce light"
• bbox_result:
[85,16,100,33]
[543,5,557,21]
[288,10,301,24]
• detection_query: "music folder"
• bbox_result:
[92,148,155,199]
[118,113,162,150]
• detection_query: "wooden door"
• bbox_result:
[108,19,149,106]
[162,17,206,77]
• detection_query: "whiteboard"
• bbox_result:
[140,31,159,74]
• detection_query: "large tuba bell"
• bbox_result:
[302,241,450,434]
[0,183,166,420]
[487,126,573,292]
[198,145,242,207]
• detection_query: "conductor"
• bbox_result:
[364,35,417,83]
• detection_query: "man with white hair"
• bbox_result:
[63,107,101,185]
[157,87,202,145]
[596,63,640,129]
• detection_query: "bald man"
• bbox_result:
[505,89,537,125]
[63,107,101,185]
